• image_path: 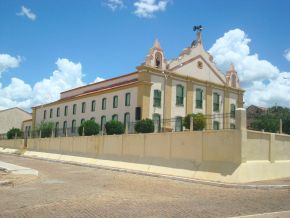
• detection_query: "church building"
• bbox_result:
[31,29,244,134]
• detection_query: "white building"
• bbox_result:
[32,30,244,134]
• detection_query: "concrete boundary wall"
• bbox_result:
[0,109,289,183]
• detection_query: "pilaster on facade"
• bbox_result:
[205,83,213,129]
[163,76,172,130]
[223,88,230,129]
[186,80,193,115]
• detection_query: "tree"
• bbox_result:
[250,106,290,134]
[7,128,22,139]
[38,122,54,138]
[105,120,124,135]
[183,113,206,130]
[250,114,279,133]
[78,120,100,136]
[135,119,154,133]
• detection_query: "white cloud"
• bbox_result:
[94,77,105,83]
[134,0,169,18]
[209,28,290,108]
[17,6,36,21]
[0,58,87,111]
[104,0,125,11]
[284,49,290,62]
[0,54,21,77]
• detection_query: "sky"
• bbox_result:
[0,0,290,111]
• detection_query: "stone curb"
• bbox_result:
[1,151,290,190]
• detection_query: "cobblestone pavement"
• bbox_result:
[0,154,289,218]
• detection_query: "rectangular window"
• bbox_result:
[230,104,236,118]
[176,85,184,106]
[102,98,106,110]
[213,93,220,112]
[153,90,161,107]
[43,110,47,120]
[125,93,131,106]
[113,96,118,108]
[196,88,203,109]
[49,109,53,118]
[213,121,220,130]
[81,102,86,113]
[57,107,60,117]
[73,104,77,115]
[64,106,68,116]
[91,100,96,112]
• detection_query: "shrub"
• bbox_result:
[135,119,154,133]
[105,120,124,135]
[38,122,54,138]
[7,128,22,139]
[183,113,206,130]
[78,120,100,136]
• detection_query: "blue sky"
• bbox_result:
[0,0,290,110]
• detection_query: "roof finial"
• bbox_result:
[154,38,161,49]
[192,25,203,47]
[229,63,236,72]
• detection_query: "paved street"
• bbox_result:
[0,153,289,218]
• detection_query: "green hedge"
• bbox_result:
[38,122,54,138]
[135,119,154,133]
[78,120,100,136]
[7,128,22,139]
[183,113,206,130]
[105,120,124,135]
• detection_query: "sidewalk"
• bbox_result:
[0,160,38,176]
[0,147,289,189]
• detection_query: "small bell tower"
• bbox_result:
[144,39,166,70]
[226,64,240,88]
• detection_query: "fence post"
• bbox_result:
[280,119,283,134]
[82,127,85,136]
[15,132,17,139]
[51,129,54,138]
[65,128,68,137]
[190,116,193,131]
[125,124,128,134]
[235,108,246,130]
[39,130,42,138]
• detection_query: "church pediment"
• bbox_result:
[167,46,226,85]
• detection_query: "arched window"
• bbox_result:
[196,88,203,109]
[112,114,118,121]
[124,113,130,129]
[81,119,85,125]
[73,104,77,115]
[175,116,183,132]
[153,90,161,107]
[230,104,236,118]
[63,121,67,135]
[55,122,59,137]
[81,102,86,113]
[153,113,161,132]
[91,100,96,112]
[90,117,95,121]
[155,52,162,68]
[176,85,184,106]
[113,96,118,108]
[101,116,106,130]
[43,110,47,120]
[102,98,106,110]
[71,120,76,133]
[64,106,68,116]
